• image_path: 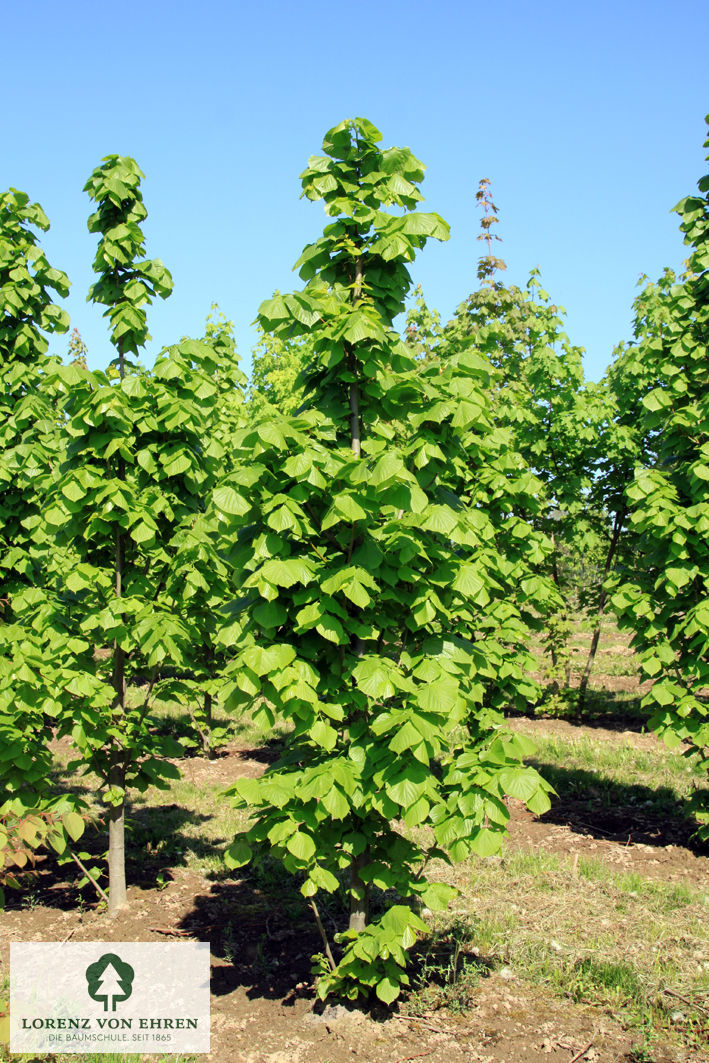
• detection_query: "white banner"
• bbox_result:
[11,941,210,1054]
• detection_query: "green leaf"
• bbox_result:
[420,882,457,911]
[242,643,296,676]
[310,865,340,891]
[451,564,489,605]
[321,785,349,818]
[386,768,425,809]
[417,677,458,713]
[468,828,502,857]
[253,600,287,628]
[322,493,368,528]
[260,558,313,588]
[375,975,401,1005]
[258,421,287,448]
[225,838,252,869]
[310,720,338,750]
[498,768,541,803]
[286,831,316,861]
[352,658,396,699]
[213,485,251,516]
[62,812,85,842]
[316,616,346,644]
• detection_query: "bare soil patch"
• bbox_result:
[0,869,698,1063]
[2,723,708,1062]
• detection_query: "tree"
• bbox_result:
[403,283,443,362]
[248,309,312,417]
[46,156,220,911]
[442,181,599,698]
[68,326,88,367]
[0,188,86,901]
[216,118,554,1003]
[577,270,678,711]
[157,306,249,759]
[612,117,709,836]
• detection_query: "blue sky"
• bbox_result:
[3,0,708,382]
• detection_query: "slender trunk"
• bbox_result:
[108,331,128,914]
[547,532,561,687]
[348,256,364,459]
[69,850,110,905]
[349,379,361,458]
[309,900,336,971]
[348,256,363,655]
[349,848,370,932]
[108,520,128,914]
[347,254,367,925]
[107,757,127,914]
[203,690,215,760]
[577,507,626,714]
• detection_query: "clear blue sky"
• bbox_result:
[3,0,707,382]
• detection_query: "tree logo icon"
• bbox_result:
[85,953,135,1011]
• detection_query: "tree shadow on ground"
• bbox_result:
[512,688,653,734]
[178,861,325,1004]
[233,735,288,765]
[127,802,219,878]
[531,759,709,854]
[3,804,216,912]
[179,862,478,1016]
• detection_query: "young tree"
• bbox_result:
[403,283,444,361]
[249,310,312,417]
[0,189,86,900]
[68,326,89,367]
[46,157,220,911]
[576,270,678,711]
[442,182,599,698]
[612,118,709,835]
[217,119,554,1002]
[158,307,249,759]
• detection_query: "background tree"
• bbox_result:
[403,283,443,361]
[217,118,554,1003]
[68,326,88,368]
[157,305,248,759]
[248,310,312,417]
[612,118,709,836]
[441,181,600,698]
[576,269,679,711]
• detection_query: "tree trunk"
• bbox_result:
[347,255,368,930]
[349,849,370,932]
[109,335,129,914]
[203,691,215,760]
[577,507,626,714]
[547,531,561,687]
[348,256,364,459]
[107,757,127,914]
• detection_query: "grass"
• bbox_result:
[528,730,707,832]
[425,844,709,1052]
[534,729,705,789]
[401,720,709,1052]
[402,922,492,1015]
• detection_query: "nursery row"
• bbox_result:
[1,114,708,1002]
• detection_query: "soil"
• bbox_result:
[2,715,708,1063]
